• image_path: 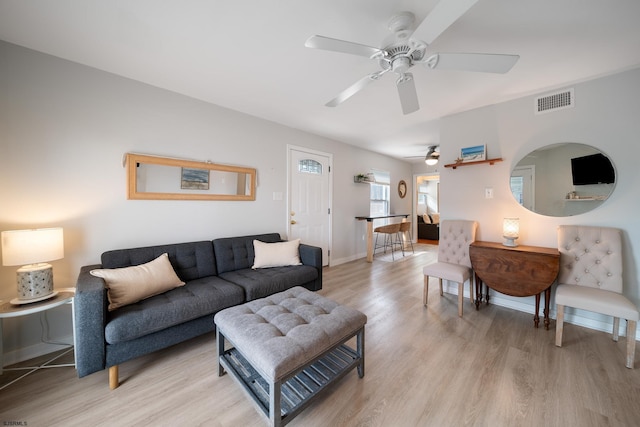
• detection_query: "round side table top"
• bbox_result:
[0,290,75,318]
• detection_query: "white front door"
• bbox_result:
[288,146,332,266]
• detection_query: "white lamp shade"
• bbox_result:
[503,218,520,238]
[1,228,64,266]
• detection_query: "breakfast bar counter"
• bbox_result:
[355,214,409,262]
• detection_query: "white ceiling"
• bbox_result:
[2,0,640,161]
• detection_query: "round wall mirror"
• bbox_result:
[510,143,616,217]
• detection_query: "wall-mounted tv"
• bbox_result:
[571,153,615,185]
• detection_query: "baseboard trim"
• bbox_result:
[2,335,73,367]
[442,282,640,340]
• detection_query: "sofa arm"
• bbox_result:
[299,243,322,291]
[74,264,108,377]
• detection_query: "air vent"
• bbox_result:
[535,88,574,114]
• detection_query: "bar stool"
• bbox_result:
[373,223,402,260]
[398,221,414,255]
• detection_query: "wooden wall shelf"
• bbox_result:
[444,158,503,169]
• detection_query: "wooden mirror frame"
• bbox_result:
[398,180,407,198]
[126,153,256,201]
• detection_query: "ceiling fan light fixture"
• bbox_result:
[425,146,439,165]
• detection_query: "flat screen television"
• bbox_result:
[571,153,615,185]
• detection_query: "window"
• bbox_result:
[369,170,390,217]
[298,159,322,174]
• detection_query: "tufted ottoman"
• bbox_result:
[214,286,367,426]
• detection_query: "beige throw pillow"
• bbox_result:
[252,239,302,269]
[431,213,440,224]
[422,213,432,224]
[90,253,185,311]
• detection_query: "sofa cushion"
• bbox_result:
[252,239,302,269]
[219,265,319,301]
[213,233,282,274]
[101,240,217,281]
[91,253,185,311]
[104,276,244,344]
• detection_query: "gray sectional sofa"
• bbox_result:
[74,233,322,389]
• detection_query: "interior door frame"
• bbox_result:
[287,144,333,266]
[413,172,440,242]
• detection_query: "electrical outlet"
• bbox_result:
[485,187,494,199]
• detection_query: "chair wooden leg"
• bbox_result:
[109,365,119,390]
[468,277,474,305]
[613,317,620,341]
[438,278,443,296]
[457,282,463,317]
[626,320,637,369]
[423,275,429,306]
[555,305,565,347]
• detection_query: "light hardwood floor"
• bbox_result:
[1,243,639,426]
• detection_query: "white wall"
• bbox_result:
[0,41,412,362]
[432,67,640,336]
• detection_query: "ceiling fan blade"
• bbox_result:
[396,73,419,115]
[411,0,479,45]
[325,70,388,107]
[305,35,383,59]
[428,53,519,73]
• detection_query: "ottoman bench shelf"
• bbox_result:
[214,287,367,427]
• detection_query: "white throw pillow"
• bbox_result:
[430,213,440,224]
[422,213,432,224]
[90,253,185,311]
[252,239,302,269]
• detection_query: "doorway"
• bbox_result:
[511,165,535,212]
[414,173,440,244]
[287,145,332,266]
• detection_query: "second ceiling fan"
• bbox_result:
[305,0,519,115]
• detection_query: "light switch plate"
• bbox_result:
[485,187,494,199]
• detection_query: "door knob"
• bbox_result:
[290,220,297,225]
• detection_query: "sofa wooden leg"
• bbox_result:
[109,365,119,390]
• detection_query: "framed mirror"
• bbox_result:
[126,153,256,201]
[510,143,615,217]
[398,180,407,198]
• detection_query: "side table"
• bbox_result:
[469,241,560,329]
[0,288,75,390]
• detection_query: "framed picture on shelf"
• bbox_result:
[460,145,486,163]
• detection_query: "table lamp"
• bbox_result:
[502,218,519,247]
[1,227,64,303]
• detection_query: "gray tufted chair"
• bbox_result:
[423,220,478,317]
[555,225,638,368]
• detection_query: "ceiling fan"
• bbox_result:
[305,0,519,115]
[405,145,440,165]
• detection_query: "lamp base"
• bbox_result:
[10,291,59,305]
[502,237,518,247]
[16,263,55,302]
